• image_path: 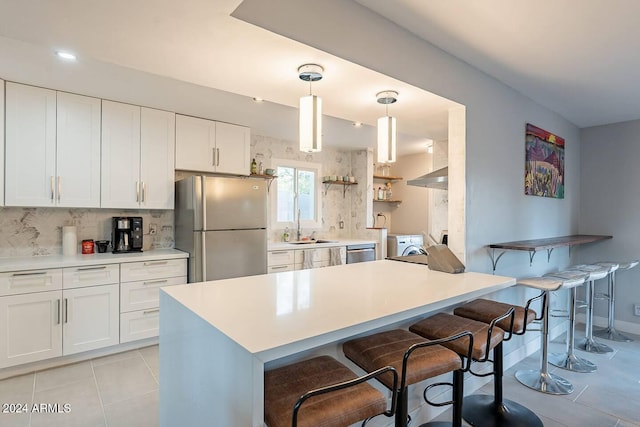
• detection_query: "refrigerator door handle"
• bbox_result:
[200,176,207,230]
[201,231,207,281]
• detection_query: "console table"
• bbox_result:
[489,234,612,272]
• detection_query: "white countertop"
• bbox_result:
[161,260,515,357]
[0,249,189,273]
[268,239,376,250]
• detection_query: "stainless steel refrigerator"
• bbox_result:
[174,175,267,282]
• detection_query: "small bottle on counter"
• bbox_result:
[283,227,290,242]
[259,161,264,175]
[377,187,384,200]
[251,158,257,174]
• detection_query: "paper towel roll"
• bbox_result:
[62,226,77,256]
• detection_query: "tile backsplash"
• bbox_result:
[0,207,173,257]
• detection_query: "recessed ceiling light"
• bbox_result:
[252,97,264,102]
[55,51,77,61]
[353,122,362,127]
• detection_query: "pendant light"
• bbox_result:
[298,64,323,153]
[377,90,398,163]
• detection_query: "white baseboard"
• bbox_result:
[576,314,640,336]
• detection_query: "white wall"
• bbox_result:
[233,0,582,278]
[579,120,640,328]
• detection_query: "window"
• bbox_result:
[271,159,322,230]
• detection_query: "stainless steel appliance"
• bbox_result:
[112,217,143,253]
[346,243,376,264]
[175,175,267,282]
[387,234,424,257]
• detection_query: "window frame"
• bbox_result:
[270,158,322,231]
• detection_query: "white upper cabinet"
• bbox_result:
[215,121,250,175]
[5,83,57,206]
[101,100,142,209]
[102,101,175,209]
[175,114,250,176]
[56,92,101,207]
[175,114,216,172]
[140,108,175,209]
[5,83,101,208]
[0,79,4,207]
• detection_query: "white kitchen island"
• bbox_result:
[159,260,515,427]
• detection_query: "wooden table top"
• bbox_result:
[489,235,612,251]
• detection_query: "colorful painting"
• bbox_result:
[525,123,564,198]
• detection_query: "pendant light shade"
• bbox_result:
[376,91,398,163]
[299,94,322,152]
[377,115,396,163]
[298,64,324,153]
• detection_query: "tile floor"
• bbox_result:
[0,346,158,427]
[432,330,640,426]
[0,330,638,427]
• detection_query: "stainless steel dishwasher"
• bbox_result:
[346,243,376,264]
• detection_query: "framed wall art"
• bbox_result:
[525,123,564,198]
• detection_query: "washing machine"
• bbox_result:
[387,234,425,258]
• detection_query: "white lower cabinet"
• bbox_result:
[0,290,62,368]
[0,257,187,369]
[120,310,160,344]
[119,259,187,343]
[62,284,119,356]
[294,247,346,270]
[267,250,295,273]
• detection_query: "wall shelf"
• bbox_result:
[488,234,612,272]
[373,175,403,181]
[373,199,402,204]
[322,180,357,198]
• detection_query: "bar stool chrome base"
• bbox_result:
[548,352,597,373]
[593,326,633,342]
[576,337,614,354]
[515,370,574,395]
[461,394,543,427]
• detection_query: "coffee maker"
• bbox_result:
[112,217,143,253]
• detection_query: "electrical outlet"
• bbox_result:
[339,221,344,229]
[634,304,640,316]
[149,223,157,235]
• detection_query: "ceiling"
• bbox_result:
[355,0,640,128]
[0,0,460,156]
[1,0,632,156]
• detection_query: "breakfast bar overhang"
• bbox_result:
[159,260,515,427]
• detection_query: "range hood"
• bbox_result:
[407,167,448,190]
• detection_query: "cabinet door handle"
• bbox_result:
[12,271,47,277]
[136,181,140,203]
[216,148,220,166]
[63,298,68,324]
[50,176,55,201]
[212,148,216,166]
[56,299,61,324]
[57,176,61,201]
[142,182,146,203]
[143,309,160,315]
[76,266,107,272]
[270,251,289,255]
[143,261,168,266]
[270,265,288,270]
[143,279,167,286]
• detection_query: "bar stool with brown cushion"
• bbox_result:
[410,310,542,427]
[453,298,545,427]
[343,329,472,427]
[264,355,398,427]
